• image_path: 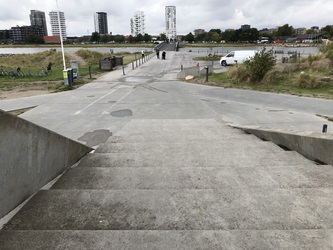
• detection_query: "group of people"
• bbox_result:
[155,49,166,60]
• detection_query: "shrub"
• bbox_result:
[227,64,251,82]
[324,49,333,61]
[75,50,108,65]
[294,73,322,88]
[244,47,276,83]
[261,69,281,84]
[319,42,333,53]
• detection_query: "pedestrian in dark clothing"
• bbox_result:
[156,49,160,59]
[47,62,52,71]
[162,51,166,60]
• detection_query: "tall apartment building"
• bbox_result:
[165,6,176,41]
[94,12,108,35]
[130,11,145,36]
[30,10,48,36]
[49,11,67,40]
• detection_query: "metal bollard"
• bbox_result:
[88,65,92,78]
[205,66,209,82]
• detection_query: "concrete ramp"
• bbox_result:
[0,109,92,218]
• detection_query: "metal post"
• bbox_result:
[205,66,209,82]
[55,0,66,72]
[122,65,125,75]
[88,65,92,78]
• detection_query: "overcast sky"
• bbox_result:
[0,0,331,36]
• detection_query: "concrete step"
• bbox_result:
[95,140,284,154]
[108,132,259,143]
[78,150,316,168]
[51,165,333,190]
[1,229,332,250]
[3,189,333,231]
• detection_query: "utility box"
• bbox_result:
[63,68,73,85]
[70,60,79,80]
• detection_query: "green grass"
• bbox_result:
[317,114,333,122]
[191,69,333,99]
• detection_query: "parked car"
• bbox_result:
[219,50,257,66]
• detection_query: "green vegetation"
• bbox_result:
[189,44,333,99]
[317,114,333,122]
[0,49,151,96]
[243,48,276,82]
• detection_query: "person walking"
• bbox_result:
[141,50,145,62]
[162,50,166,60]
[156,49,160,59]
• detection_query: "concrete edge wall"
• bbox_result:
[0,110,93,218]
[177,65,214,79]
[237,126,333,166]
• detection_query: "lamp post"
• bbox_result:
[55,0,68,84]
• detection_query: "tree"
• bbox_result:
[25,34,44,44]
[195,32,206,42]
[143,33,152,43]
[276,24,294,36]
[321,25,333,39]
[184,32,195,43]
[209,29,222,35]
[91,32,100,43]
[205,31,221,43]
[134,33,143,43]
[114,35,125,43]
[127,35,134,43]
[240,28,259,43]
[160,33,167,41]
[100,34,111,43]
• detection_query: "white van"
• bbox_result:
[220,50,257,66]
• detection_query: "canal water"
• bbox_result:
[0,46,319,55]
[0,47,155,54]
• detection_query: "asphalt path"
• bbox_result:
[0,51,332,146]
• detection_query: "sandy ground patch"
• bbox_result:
[0,81,60,100]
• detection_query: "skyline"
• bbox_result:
[0,0,332,36]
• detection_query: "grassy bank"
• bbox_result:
[190,61,333,99]
[0,49,151,94]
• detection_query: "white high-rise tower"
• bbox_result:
[49,11,67,40]
[131,11,145,36]
[165,6,176,41]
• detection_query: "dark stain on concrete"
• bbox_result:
[78,129,112,147]
[110,109,133,117]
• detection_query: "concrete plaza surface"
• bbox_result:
[1,51,333,249]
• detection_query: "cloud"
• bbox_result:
[0,0,332,36]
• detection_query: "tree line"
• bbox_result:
[183,24,333,43]
[22,23,333,44]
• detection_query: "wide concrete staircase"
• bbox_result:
[1,119,333,249]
